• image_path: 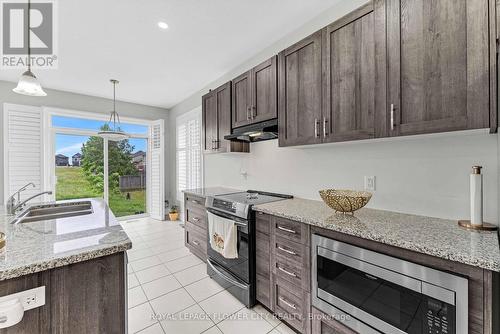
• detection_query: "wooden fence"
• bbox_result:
[119,173,146,191]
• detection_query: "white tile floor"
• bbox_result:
[121,217,295,334]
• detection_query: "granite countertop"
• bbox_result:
[183,187,241,198]
[253,198,500,272]
[0,198,131,281]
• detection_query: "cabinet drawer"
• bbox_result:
[256,232,270,276]
[256,273,271,309]
[185,220,206,237]
[274,235,308,266]
[274,278,310,333]
[311,307,357,334]
[185,194,206,211]
[274,216,309,245]
[186,206,207,230]
[274,255,310,292]
[185,228,207,260]
[255,211,271,234]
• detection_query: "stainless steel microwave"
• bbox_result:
[311,234,468,334]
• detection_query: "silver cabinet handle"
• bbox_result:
[192,240,200,246]
[214,139,219,150]
[278,266,297,277]
[323,117,328,138]
[246,107,251,120]
[279,296,297,310]
[192,217,200,222]
[252,106,256,119]
[314,118,319,138]
[277,246,297,256]
[390,103,395,131]
[191,200,200,205]
[277,226,296,234]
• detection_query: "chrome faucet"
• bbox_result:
[6,183,52,215]
[6,183,35,214]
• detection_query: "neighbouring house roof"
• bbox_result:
[72,153,82,158]
[56,154,68,159]
[132,150,145,158]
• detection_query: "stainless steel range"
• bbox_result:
[205,190,292,307]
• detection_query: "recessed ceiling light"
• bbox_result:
[158,21,169,30]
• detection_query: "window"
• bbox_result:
[176,109,202,200]
[45,109,164,220]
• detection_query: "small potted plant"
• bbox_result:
[168,205,179,221]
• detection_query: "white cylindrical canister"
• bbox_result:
[470,166,483,227]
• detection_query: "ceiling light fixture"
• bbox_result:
[13,0,47,97]
[97,79,130,141]
[157,21,169,30]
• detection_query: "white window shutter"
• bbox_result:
[3,103,45,204]
[149,119,165,220]
[175,109,202,201]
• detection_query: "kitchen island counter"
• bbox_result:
[0,198,131,281]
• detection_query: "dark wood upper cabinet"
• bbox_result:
[252,56,278,123]
[322,2,386,142]
[278,31,323,147]
[387,0,496,136]
[202,82,249,154]
[232,71,252,128]
[202,91,218,152]
[232,56,277,129]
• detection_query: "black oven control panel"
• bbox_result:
[212,199,237,213]
[424,299,454,334]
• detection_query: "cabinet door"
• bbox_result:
[215,82,231,152]
[387,0,493,136]
[251,56,277,123]
[232,71,252,128]
[323,3,382,142]
[278,31,323,147]
[202,91,217,152]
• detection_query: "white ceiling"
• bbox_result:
[0,0,340,108]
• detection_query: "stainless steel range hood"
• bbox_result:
[224,119,278,142]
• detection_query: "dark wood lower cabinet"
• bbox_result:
[184,194,208,261]
[0,252,126,334]
[255,211,498,334]
[311,307,357,334]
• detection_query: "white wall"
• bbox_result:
[168,0,370,205]
[204,131,498,222]
[168,0,499,223]
[0,80,170,204]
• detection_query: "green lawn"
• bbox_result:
[56,167,146,217]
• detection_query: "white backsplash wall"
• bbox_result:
[204,131,498,223]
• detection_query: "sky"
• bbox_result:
[54,116,147,160]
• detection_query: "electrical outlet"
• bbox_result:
[364,176,376,191]
[0,286,45,311]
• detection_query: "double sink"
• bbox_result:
[10,201,93,224]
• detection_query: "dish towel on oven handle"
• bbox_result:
[207,211,238,259]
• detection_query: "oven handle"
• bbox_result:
[206,208,248,226]
[318,247,422,294]
[207,258,249,290]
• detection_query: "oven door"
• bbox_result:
[206,208,250,283]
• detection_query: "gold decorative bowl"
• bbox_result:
[319,189,372,214]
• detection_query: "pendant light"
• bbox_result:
[98,79,129,141]
[12,0,47,97]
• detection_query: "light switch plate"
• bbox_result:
[364,176,376,191]
[0,286,45,311]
